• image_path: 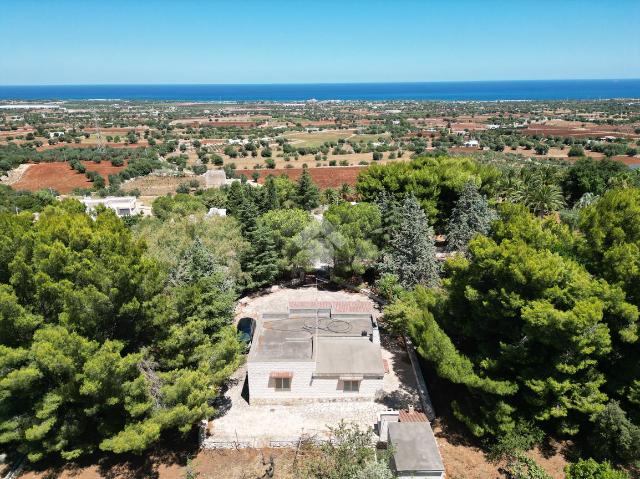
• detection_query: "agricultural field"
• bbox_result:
[11,161,126,193]
[1,98,639,199]
[283,129,356,147]
[242,165,365,188]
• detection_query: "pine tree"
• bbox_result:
[169,237,220,287]
[381,195,438,288]
[447,181,497,254]
[296,167,320,211]
[244,223,279,288]
[261,174,280,212]
[236,189,259,235]
[375,190,401,245]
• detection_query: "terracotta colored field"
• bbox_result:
[35,142,147,152]
[12,161,126,194]
[240,166,366,188]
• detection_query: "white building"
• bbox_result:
[464,139,479,148]
[206,207,227,217]
[388,422,445,478]
[247,301,385,405]
[227,138,250,145]
[80,196,141,217]
[378,408,445,478]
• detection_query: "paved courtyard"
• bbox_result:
[204,287,420,448]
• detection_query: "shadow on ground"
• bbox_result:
[375,333,421,411]
[23,438,198,479]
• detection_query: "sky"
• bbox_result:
[1,0,639,85]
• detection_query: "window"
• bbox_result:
[343,380,360,392]
[275,377,291,391]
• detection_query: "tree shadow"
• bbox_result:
[23,435,199,479]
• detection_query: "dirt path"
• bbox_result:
[1,163,31,185]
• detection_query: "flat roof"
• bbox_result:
[289,300,374,313]
[388,422,444,474]
[314,339,384,377]
[250,319,313,361]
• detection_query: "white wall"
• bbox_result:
[248,360,383,404]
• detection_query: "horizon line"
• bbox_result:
[1,78,640,88]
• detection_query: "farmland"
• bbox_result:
[242,165,365,188]
[11,160,126,193]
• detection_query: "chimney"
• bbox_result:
[408,405,415,414]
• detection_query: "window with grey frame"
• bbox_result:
[274,377,291,391]
[343,380,360,392]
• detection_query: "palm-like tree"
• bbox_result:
[519,182,565,217]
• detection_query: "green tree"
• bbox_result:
[589,401,640,466]
[152,194,207,220]
[356,156,499,228]
[257,208,313,277]
[447,181,497,254]
[569,145,586,157]
[381,195,438,288]
[133,214,247,282]
[562,158,627,205]
[565,459,630,479]
[295,168,320,211]
[0,202,241,461]
[393,204,638,437]
[262,175,280,212]
[323,202,381,280]
[243,222,279,289]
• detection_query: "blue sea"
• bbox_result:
[0,80,639,101]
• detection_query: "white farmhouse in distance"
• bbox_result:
[464,139,479,148]
[79,196,141,217]
[206,207,227,217]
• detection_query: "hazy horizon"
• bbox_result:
[2,78,640,87]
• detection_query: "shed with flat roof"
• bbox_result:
[388,422,445,478]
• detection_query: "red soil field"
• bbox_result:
[240,166,366,188]
[36,142,148,152]
[12,161,126,194]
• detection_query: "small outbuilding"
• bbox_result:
[387,421,445,478]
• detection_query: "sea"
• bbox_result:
[0,80,639,102]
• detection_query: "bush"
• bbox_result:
[589,401,640,465]
[486,422,545,463]
[568,145,586,157]
[191,164,207,175]
[176,182,191,194]
[110,157,124,167]
[565,459,629,479]
[261,148,272,158]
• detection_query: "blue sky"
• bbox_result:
[1,0,638,85]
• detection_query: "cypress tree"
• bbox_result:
[295,167,320,211]
[262,174,280,212]
[447,181,496,254]
[244,223,279,288]
[381,195,438,288]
